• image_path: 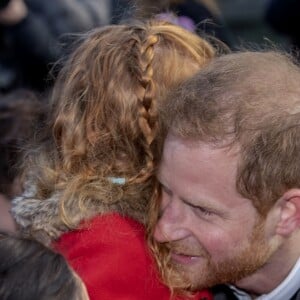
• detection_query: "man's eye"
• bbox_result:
[196,206,213,216]
[184,200,213,217]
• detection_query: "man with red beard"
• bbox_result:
[152,51,300,299]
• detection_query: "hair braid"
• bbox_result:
[128,33,159,184]
[15,20,216,238]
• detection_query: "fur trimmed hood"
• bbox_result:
[11,180,148,245]
[11,183,69,245]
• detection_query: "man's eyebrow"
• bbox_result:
[179,195,225,217]
[179,195,205,208]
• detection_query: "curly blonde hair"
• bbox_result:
[21,20,214,234]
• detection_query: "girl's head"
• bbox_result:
[28,19,215,227]
[0,233,89,300]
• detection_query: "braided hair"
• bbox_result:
[19,19,215,235]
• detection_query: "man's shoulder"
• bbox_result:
[291,288,300,300]
[212,286,300,300]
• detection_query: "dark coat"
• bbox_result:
[212,284,300,300]
[265,0,300,50]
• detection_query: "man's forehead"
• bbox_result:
[159,133,241,191]
[164,133,200,148]
[158,134,252,212]
[163,133,239,159]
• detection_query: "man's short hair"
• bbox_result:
[160,51,300,214]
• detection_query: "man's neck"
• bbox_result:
[234,235,300,296]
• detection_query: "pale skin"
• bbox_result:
[0,193,17,233]
[0,0,27,25]
[73,271,90,300]
[154,133,300,296]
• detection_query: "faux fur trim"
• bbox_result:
[11,184,69,245]
[11,181,147,245]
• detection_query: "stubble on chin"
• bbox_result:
[162,218,276,291]
[159,241,211,291]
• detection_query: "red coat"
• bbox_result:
[53,213,212,300]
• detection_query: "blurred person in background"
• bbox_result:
[11,20,216,300]
[0,0,110,92]
[126,0,234,48]
[0,232,90,300]
[265,0,300,54]
[0,89,44,233]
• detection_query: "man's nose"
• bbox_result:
[153,196,190,243]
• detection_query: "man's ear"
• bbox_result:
[276,189,300,237]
